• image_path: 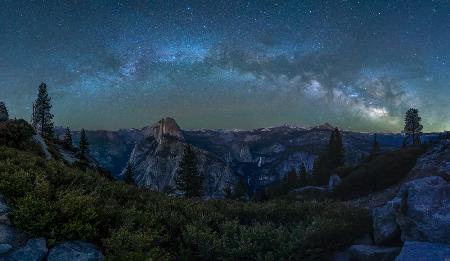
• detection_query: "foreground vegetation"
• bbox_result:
[0,144,370,260]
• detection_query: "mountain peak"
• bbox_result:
[313,122,335,131]
[151,117,184,142]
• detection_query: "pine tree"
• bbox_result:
[329,127,344,168]
[299,162,308,187]
[0,102,8,122]
[285,169,297,189]
[372,134,380,154]
[124,162,135,184]
[63,127,73,148]
[32,82,54,138]
[404,108,423,145]
[175,145,203,198]
[79,129,89,155]
[313,128,345,185]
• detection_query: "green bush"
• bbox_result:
[0,146,371,260]
[0,119,35,149]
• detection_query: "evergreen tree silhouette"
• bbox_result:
[175,145,203,198]
[32,82,54,138]
[79,129,89,155]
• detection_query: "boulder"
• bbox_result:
[0,197,9,216]
[328,175,342,191]
[0,244,12,255]
[372,176,450,246]
[393,176,450,244]
[2,238,47,261]
[372,201,401,245]
[395,241,450,261]
[348,245,401,261]
[0,225,16,245]
[47,241,104,261]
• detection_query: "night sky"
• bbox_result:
[1,0,450,132]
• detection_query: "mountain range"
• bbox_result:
[56,117,438,198]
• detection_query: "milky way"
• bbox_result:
[1,0,450,131]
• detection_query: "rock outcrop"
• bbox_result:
[372,176,450,245]
[2,238,48,261]
[151,117,184,142]
[395,241,450,261]
[47,241,104,261]
[127,125,237,199]
[0,196,104,261]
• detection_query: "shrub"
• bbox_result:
[0,146,371,260]
[0,119,35,149]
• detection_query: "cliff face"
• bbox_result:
[151,117,184,142]
[126,127,236,199]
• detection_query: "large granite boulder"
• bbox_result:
[373,176,450,245]
[393,176,450,244]
[1,238,47,261]
[47,241,104,261]
[348,245,401,261]
[372,200,401,245]
[395,241,450,261]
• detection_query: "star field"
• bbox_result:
[1,0,450,131]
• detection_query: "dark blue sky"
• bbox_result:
[1,0,450,131]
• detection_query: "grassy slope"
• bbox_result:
[0,145,371,260]
[333,145,427,200]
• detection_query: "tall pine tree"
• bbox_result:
[313,127,345,185]
[32,82,54,138]
[371,134,380,154]
[299,162,308,187]
[175,145,203,198]
[79,129,89,155]
[404,108,423,145]
[0,102,8,122]
[124,162,135,184]
[63,127,73,148]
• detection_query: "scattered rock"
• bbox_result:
[372,201,401,245]
[47,241,104,261]
[2,237,47,261]
[395,241,450,261]
[348,245,401,261]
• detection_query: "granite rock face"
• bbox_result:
[395,241,450,261]
[47,241,104,261]
[1,238,47,261]
[151,117,184,142]
[372,175,450,245]
[127,134,237,199]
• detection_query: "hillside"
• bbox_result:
[0,146,369,260]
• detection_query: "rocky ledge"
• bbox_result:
[338,175,450,260]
